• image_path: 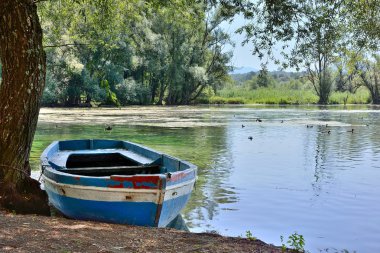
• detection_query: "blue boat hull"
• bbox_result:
[47,190,159,226]
[158,193,192,227]
[44,178,193,227]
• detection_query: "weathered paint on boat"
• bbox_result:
[41,139,197,227]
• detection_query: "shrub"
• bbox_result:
[209,96,227,104]
[115,78,151,105]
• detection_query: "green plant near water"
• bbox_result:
[281,232,305,252]
[280,235,287,252]
[245,230,256,240]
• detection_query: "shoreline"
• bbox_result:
[40,103,380,107]
[0,211,289,253]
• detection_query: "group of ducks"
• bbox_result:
[308,123,356,134]
[242,118,263,129]
[104,117,360,140]
[244,118,264,140]
[244,119,357,141]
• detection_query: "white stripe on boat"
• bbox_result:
[164,180,195,201]
[43,176,195,203]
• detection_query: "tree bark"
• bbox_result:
[0,0,50,214]
[157,82,166,105]
[359,68,380,105]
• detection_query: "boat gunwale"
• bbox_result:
[43,175,196,193]
[41,139,197,169]
[43,165,195,187]
[41,139,197,189]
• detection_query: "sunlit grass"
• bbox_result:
[212,86,371,105]
[328,87,370,104]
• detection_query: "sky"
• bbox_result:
[221,15,290,72]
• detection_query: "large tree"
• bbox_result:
[37,0,232,106]
[0,0,49,214]
[355,55,380,104]
[220,0,379,104]
[234,0,346,104]
[348,0,380,104]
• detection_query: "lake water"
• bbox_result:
[31,105,380,253]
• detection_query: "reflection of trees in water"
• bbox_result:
[182,126,238,229]
[358,114,380,165]
[311,127,331,196]
[304,110,380,197]
[303,124,333,196]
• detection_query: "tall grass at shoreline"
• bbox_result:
[210,87,370,105]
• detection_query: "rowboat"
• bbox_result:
[41,139,197,227]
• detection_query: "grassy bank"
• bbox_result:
[210,86,370,105]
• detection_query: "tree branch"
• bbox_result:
[44,43,88,48]
[34,0,50,4]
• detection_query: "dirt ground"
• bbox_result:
[0,211,290,253]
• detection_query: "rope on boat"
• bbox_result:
[38,165,47,182]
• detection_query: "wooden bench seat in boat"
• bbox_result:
[57,165,161,176]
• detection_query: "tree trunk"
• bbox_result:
[360,70,380,105]
[0,0,50,215]
[86,94,92,104]
[318,71,332,105]
[370,88,380,104]
[157,82,167,105]
[371,74,380,104]
[150,76,158,104]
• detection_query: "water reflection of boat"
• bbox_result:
[167,214,190,231]
[41,139,197,227]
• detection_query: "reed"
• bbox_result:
[210,86,370,105]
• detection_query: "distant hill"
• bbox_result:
[230,70,306,85]
[230,71,257,84]
[269,71,305,83]
[230,66,258,75]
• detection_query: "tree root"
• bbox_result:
[0,176,50,216]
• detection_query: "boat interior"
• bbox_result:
[58,153,161,176]
[44,140,193,177]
